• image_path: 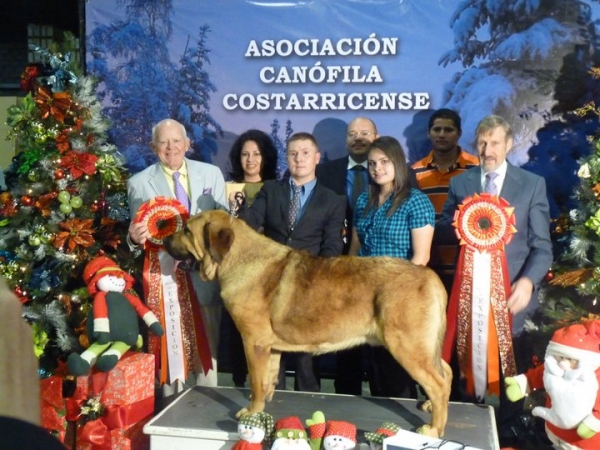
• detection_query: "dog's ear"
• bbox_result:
[200,217,234,279]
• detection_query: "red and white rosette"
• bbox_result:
[134,196,188,246]
[442,193,517,400]
[134,197,212,386]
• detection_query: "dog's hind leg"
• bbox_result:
[236,342,274,418]
[384,338,450,438]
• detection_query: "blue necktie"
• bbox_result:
[173,171,190,212]
[288,184,302,228]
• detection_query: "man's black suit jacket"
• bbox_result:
[315,156,418,253]
[239,179,346,257]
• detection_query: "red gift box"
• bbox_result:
[70,352,155,449]
[75,352,155,406]
[40,375,67,442]
[76,416,150,450]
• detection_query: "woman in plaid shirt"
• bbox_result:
[349,135,435,398]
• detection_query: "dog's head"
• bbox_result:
[163,210,234,280]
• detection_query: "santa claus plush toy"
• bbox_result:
[505,320,600,450]
[271,416,311,450]
[67,256,163,375]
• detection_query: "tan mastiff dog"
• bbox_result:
[164,210,452,437]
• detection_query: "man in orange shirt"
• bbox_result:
[412,109,479,293]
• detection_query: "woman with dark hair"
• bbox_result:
[224,130,278,387]
[349,136,435,399]
[227,129,278,206]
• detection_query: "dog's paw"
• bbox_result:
[235,407,250,419]
[418,400,433,414]
[416,424,440,439]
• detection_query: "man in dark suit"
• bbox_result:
[438,115,553,445]
[316,117,418,395]
[236,131,346,392]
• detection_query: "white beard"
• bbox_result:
[271,437,312,450]
[532,354,598,429]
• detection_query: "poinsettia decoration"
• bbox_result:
[53,218,95,253]
[99,217,123,249]
[35,86,74,124]
[55,129,71,154]
[58,151,99,180]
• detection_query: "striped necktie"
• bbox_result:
[288,184,302,228]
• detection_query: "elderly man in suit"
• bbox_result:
[127,118,227,393]
[438,115,553,446]
[235,131,346,392]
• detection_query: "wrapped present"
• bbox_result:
[40,375,67,442]
[76,416,150,450]
[75,352,155,405]
[67,352,155,449]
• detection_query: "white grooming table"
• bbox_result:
[144,386,499,450]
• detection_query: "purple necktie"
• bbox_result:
[173,171,190,212]
[484,172,498,196]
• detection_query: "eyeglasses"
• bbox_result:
[422,439,466,449]
[347,131,374,140]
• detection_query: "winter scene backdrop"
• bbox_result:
[85,0,600,216]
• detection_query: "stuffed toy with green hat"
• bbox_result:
[364,422,402,450]
[233,412,275,449]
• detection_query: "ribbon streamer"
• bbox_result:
[442,193,517,399]
[134,197,213,385]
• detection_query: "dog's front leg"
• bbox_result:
[236,342,273,418]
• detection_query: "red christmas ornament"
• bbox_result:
[21,195,34,206]
[544,270,555,282]
[54,169,66,180]
[90,203,99,213]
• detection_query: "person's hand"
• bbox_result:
[577,422,596,439]
[507,277,534,314]
[128,221,149,245]
[505,376,525,402]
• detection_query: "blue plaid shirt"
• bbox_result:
[355,188,435,259]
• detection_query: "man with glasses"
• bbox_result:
[316,116,417,396]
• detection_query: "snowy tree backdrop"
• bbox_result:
[86,0,600,215]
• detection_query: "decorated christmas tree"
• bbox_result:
[0,35,132,376]
[522,67,600,359]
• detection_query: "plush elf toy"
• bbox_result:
[505,320,600,450]
[364,422,402,450]
[67,256,163,375]
[233,412,275,449]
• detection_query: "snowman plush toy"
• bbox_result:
[67,255,163,375]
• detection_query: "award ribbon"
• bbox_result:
[134,197,213,385]
[442,193,517,400]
